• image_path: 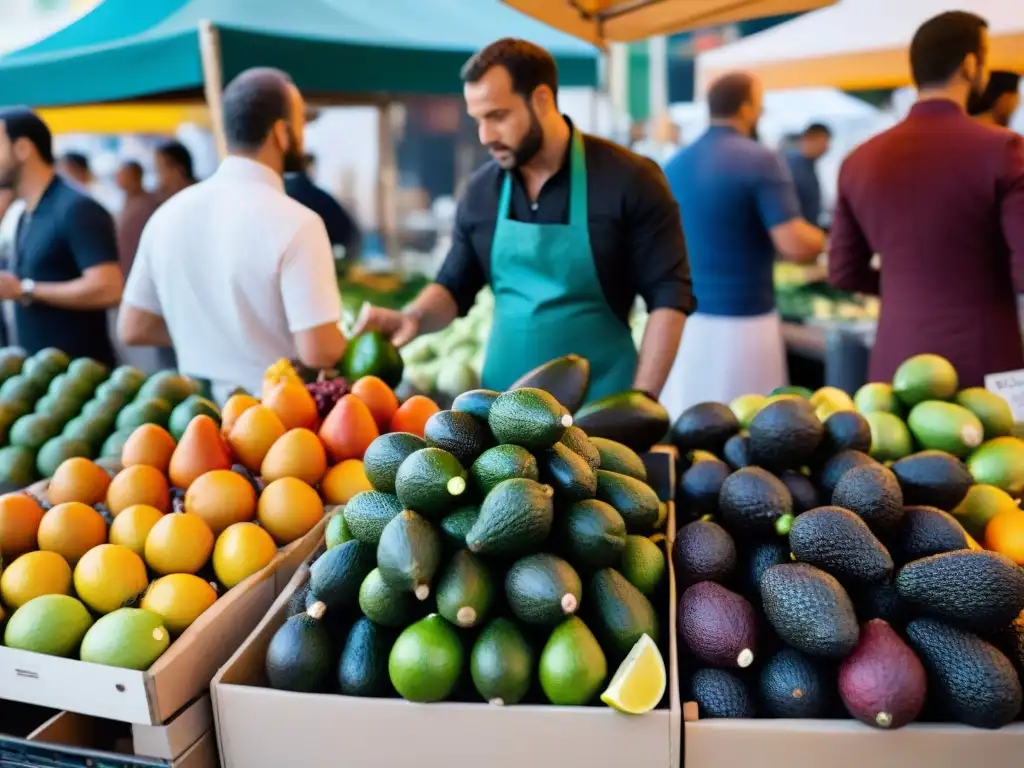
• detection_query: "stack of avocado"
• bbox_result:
[265,384,670,710]
[670,359,1024,729]
[0,346,218,490]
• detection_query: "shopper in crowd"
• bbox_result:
[58,151,94,194]
[115,160,159,276]
[968,70,1021,128]
[784,122,831,227]
[153,140,196,200]
[355,38,693,402]
[0,109,123,363]
[659,72,825,417]
[829,11,1024,387]
[119,68,346,402]
[286,152,361,261]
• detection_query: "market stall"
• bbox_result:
[695,0,1024,91]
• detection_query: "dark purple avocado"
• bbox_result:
[679,581,758,669]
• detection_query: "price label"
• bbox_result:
[985,369,1024,421]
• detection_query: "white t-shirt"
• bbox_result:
[123,156,342,402]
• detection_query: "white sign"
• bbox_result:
[985,369,1024,422]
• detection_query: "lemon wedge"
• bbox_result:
[600,634,666,714]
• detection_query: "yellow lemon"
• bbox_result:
[141,574,218,635]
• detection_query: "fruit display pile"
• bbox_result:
[0,345,216,491]
[0,337,439,674]
[263,377,671,714]
[672,353,1024,729]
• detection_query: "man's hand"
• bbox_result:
[0,272,20,301]
[353,302,420,347]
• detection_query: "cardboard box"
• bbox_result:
[683,707,1024,768]
[0,509,331,725]
[211,450,680,768]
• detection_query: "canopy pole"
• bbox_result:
[377,101,401,266]
[198,19,228,160]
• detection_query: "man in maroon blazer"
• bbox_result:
[829,11,1024,387]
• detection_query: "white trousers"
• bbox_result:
[660,311,788,423]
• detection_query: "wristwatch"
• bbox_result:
[19,279,35,305]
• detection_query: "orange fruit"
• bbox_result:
[261,428,328,486]
[390,395,440,438]
[263,379,318,431]
[0,550,72,609]
[213,522,278,588]
[47,458,111,506]
[184,470,257,534]
[321,459,373,505]
[220,393,260,436]
[351,376,399,431]
[145,512,215,575]
[318,394,379,462]
[0,493,46,560]
[257,477,324,545]
[37,502,108,566]
[227,405,286,473]
[985,510,1024,565]
[121,424,177,473]
[107,464,171,515]
[108,504,165,556]
[73,543,149,615]
[141,574,218,635]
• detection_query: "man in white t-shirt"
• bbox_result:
[119,68,346,402]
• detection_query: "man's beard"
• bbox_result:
[489,108,544,169]
[282,125,304,174]
[0,161,19,191]
[750,123,760,142]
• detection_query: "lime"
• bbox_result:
[3,594,93,657]
[79,608,170,670]
[952,484,1020,539]
[967,437,1024,496]
[854,382,904,417]
[325,512,353,549]
[539,616,607,706]
[893,354,958,407]
[600,633,666,714]
[388,614,463,702]
[955,388,1014,440]
[619,535,666,596]
[863,411,913,462]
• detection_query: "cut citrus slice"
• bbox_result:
[600,633,666,714]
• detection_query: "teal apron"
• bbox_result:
[481,129,637,403]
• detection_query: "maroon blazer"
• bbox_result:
[829,100,1024,387]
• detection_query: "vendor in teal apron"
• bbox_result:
[355,38,694,403]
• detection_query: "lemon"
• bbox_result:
[141,574,218,635]
[108,504,164,556]
[0,550,72,609]
[74,544,149,615]
[600,634,666,715]
[212,522,277,589]
[145,512,214,575]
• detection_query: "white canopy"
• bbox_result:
[696,0,1023,92]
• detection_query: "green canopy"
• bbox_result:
[0,0,598,107]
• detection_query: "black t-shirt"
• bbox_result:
[285,172,361,255]
[15,176,118,364]
[435,119,695,323]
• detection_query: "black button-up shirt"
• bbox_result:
[15,176,118,364]
[435,121,695,323]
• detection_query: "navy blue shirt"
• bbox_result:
[665,126,801,316]
[15,176,118,364]
[784,148,822,226]
[285,173,360,256]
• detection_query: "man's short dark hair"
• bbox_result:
[62,151,90,173]
[221,67,294,153]
[707,73,756,119]
[155,140,195,181]
[968,70,1021,115]
[121,160,143,177]
[804,122,832,137]
[0,108,54,165]
[461,38,559,101]
[910,11,988,89]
